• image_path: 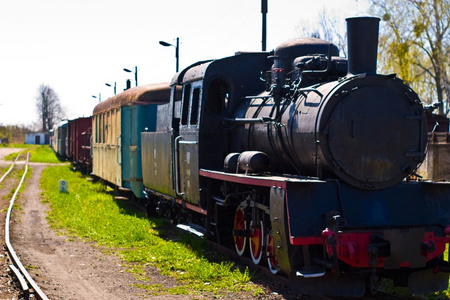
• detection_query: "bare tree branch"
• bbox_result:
[35,84,65,132]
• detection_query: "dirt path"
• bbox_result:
[0,148,190,299]
[0,148,298,299]
[10,164,196,299]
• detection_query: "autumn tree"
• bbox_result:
[369,0,450,114]
[35,84,65,132]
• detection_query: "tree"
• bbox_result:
[0,124,31,144]
[369,0,450,115]
[35,84,65,132]
[295,8,348,56]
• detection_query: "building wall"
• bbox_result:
[25,132,49,145]
[417,133,450,181]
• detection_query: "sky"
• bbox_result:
[0,0,369,128]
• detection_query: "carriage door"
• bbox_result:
[122,105,145,198]
[176,81,202,205]
[113,108,122,187]
[121,106,132,189]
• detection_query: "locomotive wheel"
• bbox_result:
[266,230,279,274]
[250,220,264,264]
[233,206,247,256]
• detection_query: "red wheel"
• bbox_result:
[266,230,279,274]
[250,220,263,264]
[233,207,247,256]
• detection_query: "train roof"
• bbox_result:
[68,116,92,123]
[53,119,68,129]
[171,52,270,86]
[93,82,171,115]
[170,60,213,85]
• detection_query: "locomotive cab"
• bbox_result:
[142,53,271,207]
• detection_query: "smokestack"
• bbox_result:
[346,17,380,75]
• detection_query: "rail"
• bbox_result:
[4,151,49,300]
[0,150,23,184]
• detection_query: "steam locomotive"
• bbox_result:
[58,17,450,297]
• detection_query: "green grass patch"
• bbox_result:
[25,265,40,271]
[3,145,62,163]
[4,151,24,161]
[0,165,11,181]
[0,143,35,149]
[29,145,61,163]
[1,167,31,204]
[40,165,263,297]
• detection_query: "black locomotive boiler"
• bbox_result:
[137,17,450,297]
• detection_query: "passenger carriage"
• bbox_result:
[91,83,171,198]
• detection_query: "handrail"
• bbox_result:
[173,136,184,196]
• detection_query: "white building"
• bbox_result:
[25,132,49,145]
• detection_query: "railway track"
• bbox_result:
[2,151,49,300]
[0,150,23,184]
[205,232,416,300]
[0,149,426,299]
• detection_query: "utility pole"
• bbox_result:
[175,37,179,72]
[261,0,268,51]
[159,37,180,72]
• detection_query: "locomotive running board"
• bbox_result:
[176,223,205,237]
[288,272,365,297]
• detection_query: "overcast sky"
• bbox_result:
[0,0,369,128]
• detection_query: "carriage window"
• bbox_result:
[190,87,201,125]
[181,84,191,126]
[207,79,229,114]
[172,86,182,119]
[115,108,120,143]
[111,109,115,144]
[102,113,106,144]
[106,111,110,144]
[98,114,102,144]
[94,116,98,143]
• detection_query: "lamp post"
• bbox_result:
[261,0,267,51]
[105,82,116,95]
[159,37,179,72]
[123,66,138,87]
[92,93,101,102]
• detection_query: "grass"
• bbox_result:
[40,165,263,297]
[33,153,450,298]
[29,145,61,163]
[1,167,26,201]
[1,161,32,217]
[3,145,61,163]
[4,150,25,161]
[0,165,10,180]
[0,143,35,149]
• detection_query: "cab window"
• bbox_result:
[181,84,191,126]
[207,78,229,115]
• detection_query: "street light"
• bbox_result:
[159,37,179,72]
[92,93,101,102]
[123,66,138,87]
[105,82,116,95]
